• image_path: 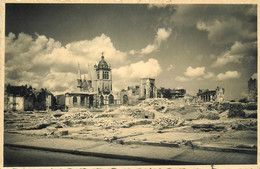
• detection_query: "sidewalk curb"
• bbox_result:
[115,139,180,148]
[193,145,257,154]
[4,143,200,165]
[65,136,256,154]
[6,132,257,155]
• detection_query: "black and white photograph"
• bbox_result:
[1,2,259,167]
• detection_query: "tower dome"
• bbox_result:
[97,53,110,70]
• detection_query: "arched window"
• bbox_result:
[100,95,104,106]
[73,96,77,105]
[123,95,128,105]
[89,95,94,107]
[101,71,109,79]
[106,72,109,79]
[81,96,85,106]
[109,94,114,104]
[97,72,100,79]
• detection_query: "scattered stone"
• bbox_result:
[117,139,125,145]
[197,110,220,120]
[59,130,69,136]
[245,103,257,110]
[236,144,256,149]
[33,123,53,129]
[152,116,184,129]
[232,124,245,130]
[53,113,64,118]
[192,124,225,132]
[244,110,257,118]
[228,103,245,118]
[55,125,63,128]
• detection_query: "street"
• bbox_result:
[4,146,157,167]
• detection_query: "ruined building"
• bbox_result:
[197,86,225,103]
[65,53,117,109]
[139,78,157,99]
[248,78,257,102]
[120,86,140,105]
[119,78,159,105]
[4,85,55,111]
[158,88,186,99]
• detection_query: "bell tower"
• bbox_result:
[94,53,112,94]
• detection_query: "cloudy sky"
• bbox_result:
[5,4,257,100]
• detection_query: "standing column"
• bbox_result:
[77,96,81,106]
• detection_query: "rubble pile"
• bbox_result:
[139,98,174,107]
[152,115,184,129]
[192,124,226,132]
[228,103,245,118]
[94,118,127,129]
[138,98,176,113]
[206,102,230,113]
[111,107,156,119]
[61,111,93,121]
[244,103,257,110]
[197,110,220,120]
[230,120,257,131]
[218,110,229,119]
[244,110,257,118]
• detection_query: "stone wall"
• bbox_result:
[248,78,257,102]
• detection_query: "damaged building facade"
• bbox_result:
[65,54,119,109]
[197,86,225,103]
[139,78,158,99]
[119,78,160,105]
[248,77,257,102]
[4,85,55,111]
[120,86,140,105]
[158,88,186,99]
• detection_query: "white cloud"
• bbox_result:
[141,44,158,55]
[112,59,162,91]
[5,32,128,94]
[203,72,214,79]
[197,19,256,44]
[167,64,174,71]
[217,71,241,80]
[156,27,172,43]
[66,33,127,67]
[176,66,214,82]
[212,52,243,67]
[128,50,137,55]
[212,41,257,67]
[130,27,172,55]
[184,66,205,77]
[251,73,257,80]
[175,76,190,82]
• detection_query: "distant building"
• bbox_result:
[197,86,225,103]
[5,85,33,111]
[248,78,257,102]
[158,88,186,99]
[55,94,66,110]
[139,78,157,99]
[119,86,140,105]
[4,84,55,111]
[65,53,117,109]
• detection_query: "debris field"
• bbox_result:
[4,98,257,151]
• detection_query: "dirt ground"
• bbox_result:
[4,98,257,150]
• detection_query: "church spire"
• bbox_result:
[101,52,104,59]
[77,62,81,80]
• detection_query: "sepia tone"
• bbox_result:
[2,2,258,167]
